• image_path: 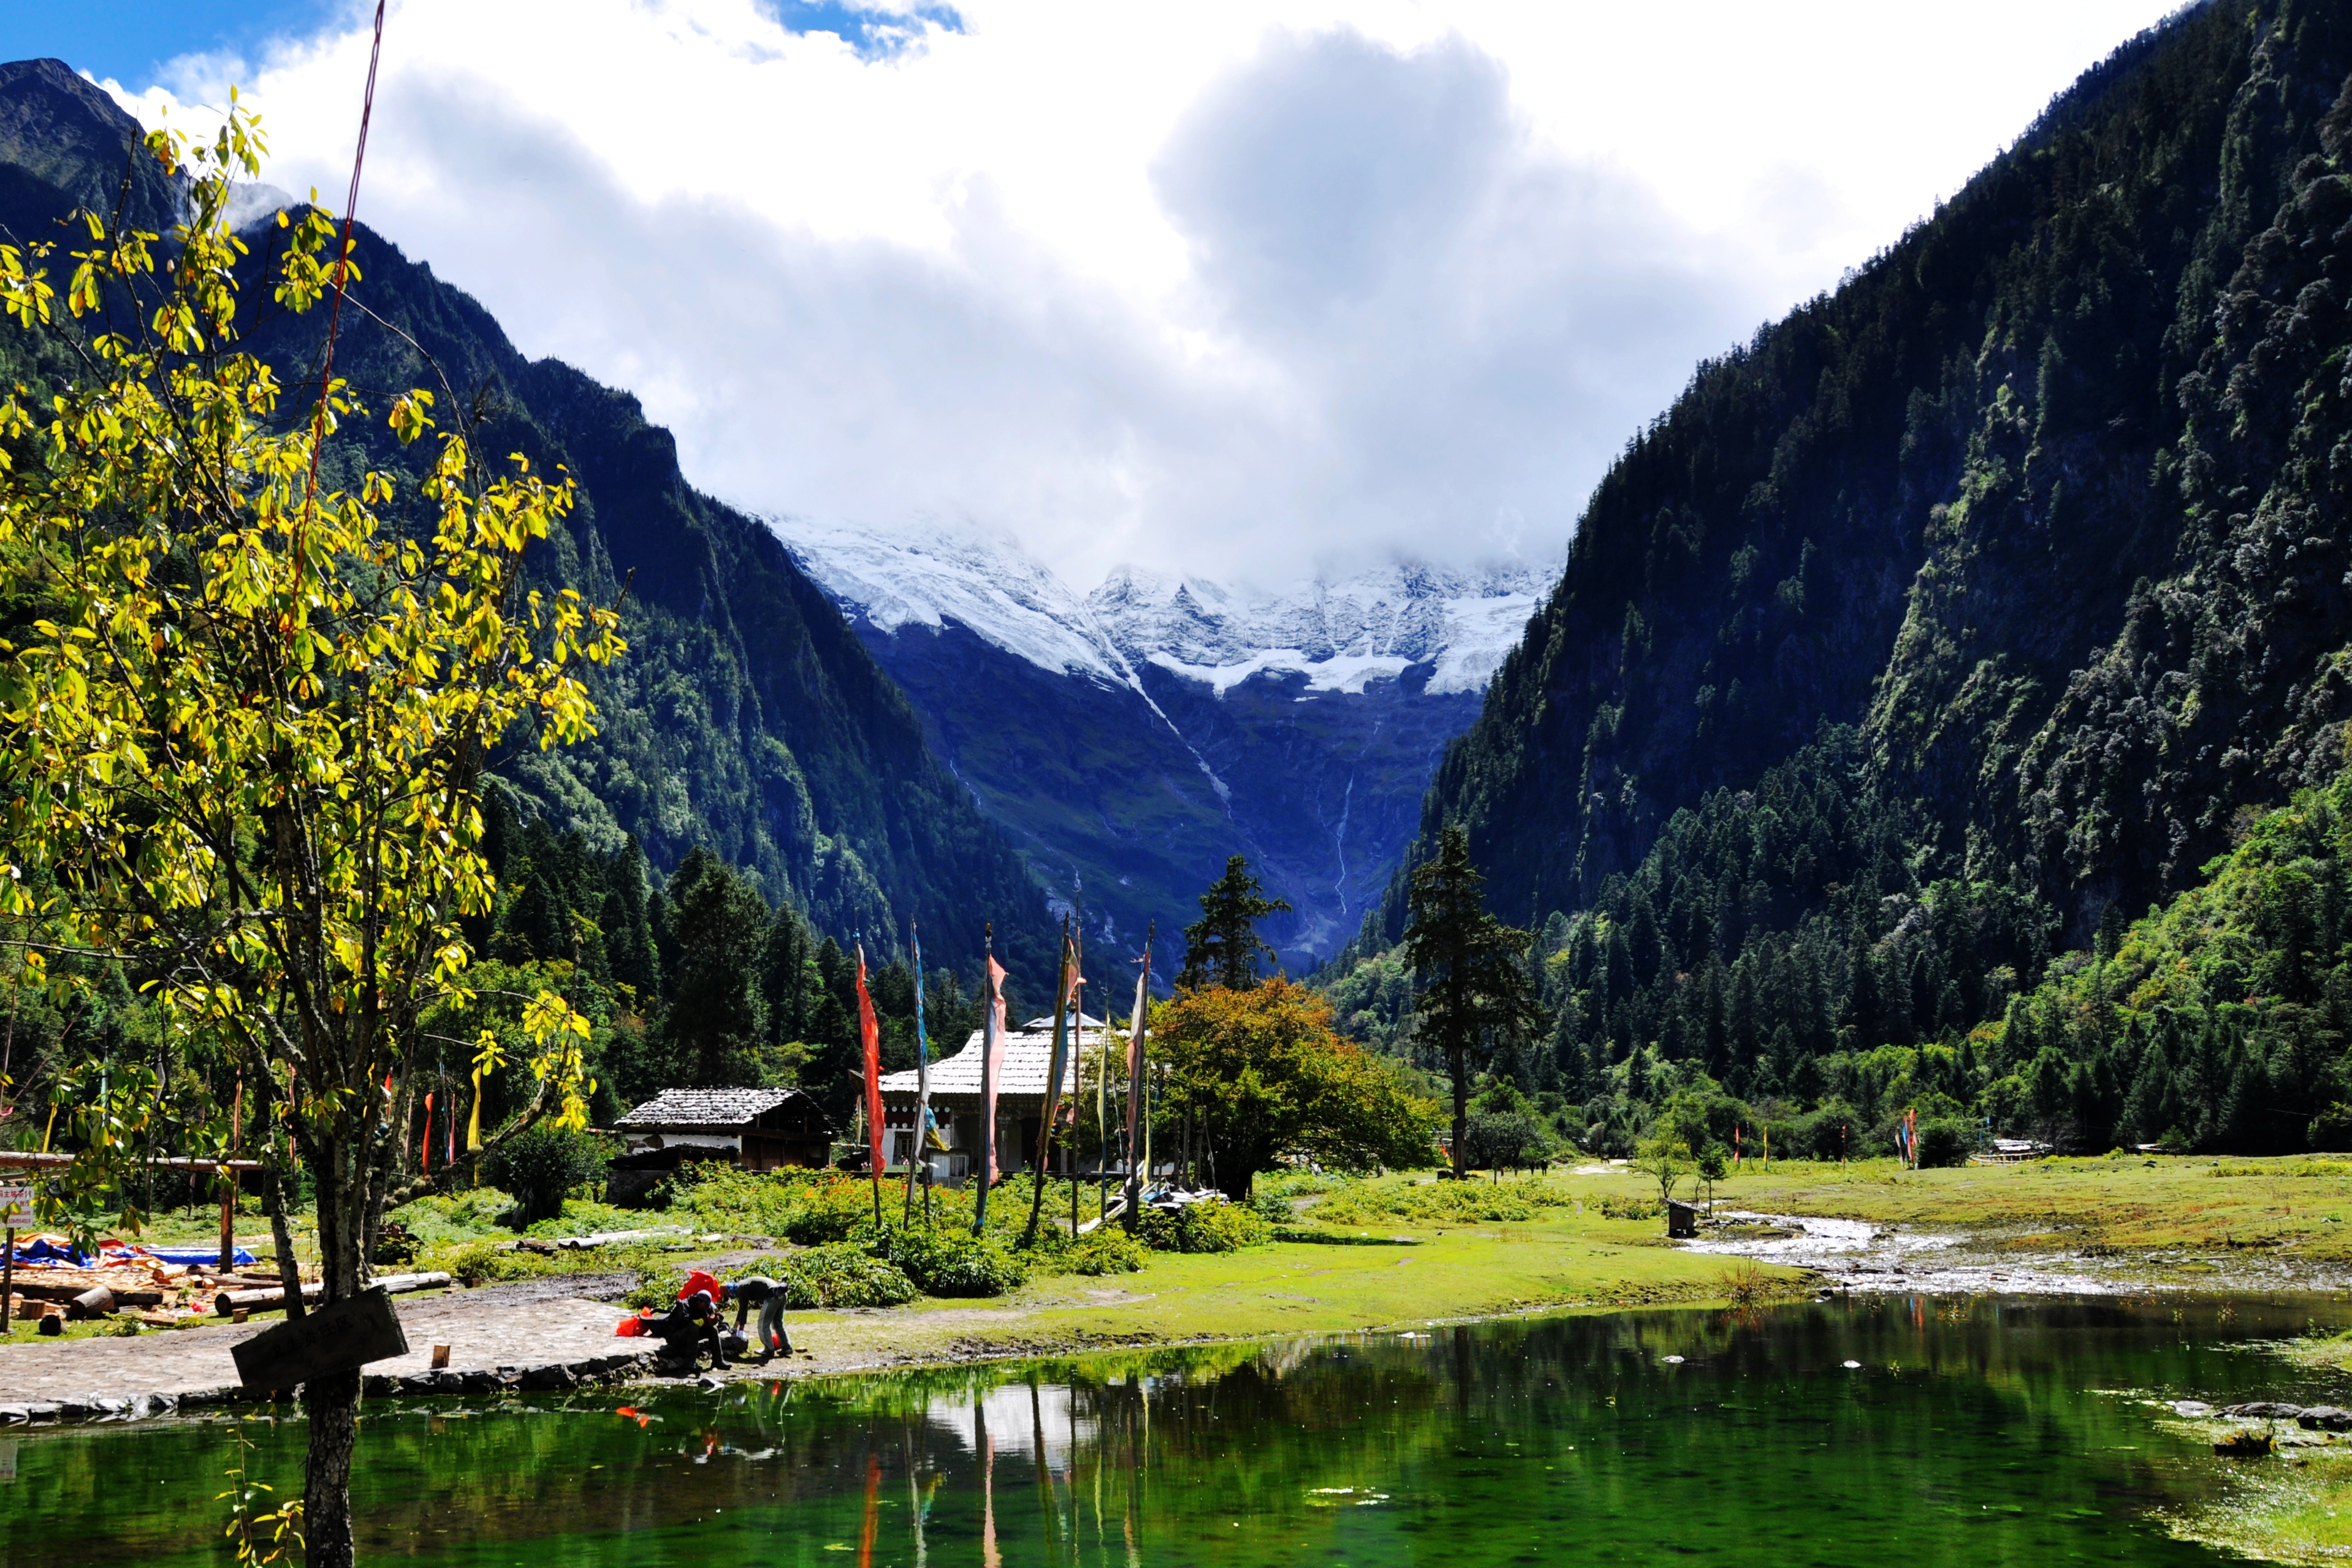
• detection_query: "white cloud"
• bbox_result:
[99,0,2184,585]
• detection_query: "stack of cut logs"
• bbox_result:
[6,1262,284,1326]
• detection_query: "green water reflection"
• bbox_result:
[5,1295,2348,1566]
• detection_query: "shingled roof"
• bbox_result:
[615,1087,801,1130]
[879,1025,1128,1099]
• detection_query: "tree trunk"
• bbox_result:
[262,1161,304,1319]
[1450,1045,1467,1178]
[303,1367,363,1568]
[302,1130,373,1564]
[1216,1157,1250,1204]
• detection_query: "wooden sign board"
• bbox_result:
[231,1286,409,1390]
[0,1184,33,1228]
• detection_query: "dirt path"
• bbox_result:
[0,1286,634,1409]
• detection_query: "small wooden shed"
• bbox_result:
[606,1088,834,1205]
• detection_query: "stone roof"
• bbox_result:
[879,1025,1130,1100]
[614,1087,800,1130]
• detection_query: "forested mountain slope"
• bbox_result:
[0,58,1055,986]
[1348,1,2352,1152]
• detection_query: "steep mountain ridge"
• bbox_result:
[1347,0,2352,1152]
[0,58,1057,985]
[785,523,1547,973]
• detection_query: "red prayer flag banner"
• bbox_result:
[857,946,884,1176]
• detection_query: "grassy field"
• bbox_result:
[1668,1151,2352,1258]
[649,1153,2352,1370]
[22,1152,2351,1368]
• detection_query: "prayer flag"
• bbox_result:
[1124,946,1151,1224]
[975,950,1007,1233]
[856,944,883,1178]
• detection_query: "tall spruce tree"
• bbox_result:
[660,848,771,1086]
[1178,856,1292,991]
[1403,828,1540,1178]
[603,836,662,1007]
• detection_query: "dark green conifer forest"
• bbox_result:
[1336,0,2352,1158]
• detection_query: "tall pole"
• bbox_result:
[905,924,931,1225]
[218,1075,242,1271]
[1024,915,1074,1248]
[1122,926,1152,1234]
[975,925,1001,1238]
[856,939,883,1228]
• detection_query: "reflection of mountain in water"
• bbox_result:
[782,522,1553,974]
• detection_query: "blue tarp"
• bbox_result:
[3,1239,257,1267]
[7,1236,88,1266]
[137,1246,257,1266]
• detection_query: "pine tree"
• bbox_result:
[1403,828,1541,1178]
[660,848,771,1086]
[603,835,663,1008]
[1178,856,1292,991]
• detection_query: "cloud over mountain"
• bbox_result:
[96,0,2179,584]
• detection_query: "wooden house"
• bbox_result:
[877,1016,1113,1185]
[606,1087,834,1205]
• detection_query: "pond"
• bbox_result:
[4,1295,2346,1566]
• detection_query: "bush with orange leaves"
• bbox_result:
[1153,978,1442,1201]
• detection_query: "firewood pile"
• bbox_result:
[6,1236,297,1328]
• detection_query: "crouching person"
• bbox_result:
[648,1287,729,1373]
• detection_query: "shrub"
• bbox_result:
[1138,1198,1271,1253]
[1464,1108,1553,1171]
[372,1222,420,1268]
[1596,1195,1662,1221]
[438,1238,556,1287]
[1068,1230,1149,1276]
[1249,1191,1293,1224]
[782,1244,918,1309]
[482,1125,611,1225]
[1916,1118,1973,1168]
[623,1263,690,1311]
[867,1226,1027,1297]
[1316,1178,1566,1225]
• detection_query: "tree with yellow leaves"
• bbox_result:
[0,99,622,1564]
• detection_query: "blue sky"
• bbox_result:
[7,1,960,84]
[4,1,349,85]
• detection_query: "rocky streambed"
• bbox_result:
[1680,1210,2352,1295]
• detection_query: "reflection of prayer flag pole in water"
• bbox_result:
[1030,1377,1058,1551]
[858,1450,880,1568]
[1129,1374,1149,1568]
[902,1421,931,1568]
[979,1396,1000,1568]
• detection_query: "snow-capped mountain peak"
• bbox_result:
[780,522,1552,702]
[778,520,1131,686]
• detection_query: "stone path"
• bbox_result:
[0,1285,641,1412]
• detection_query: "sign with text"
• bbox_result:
[0,1183,32,1228]
[231,1287,409,1391]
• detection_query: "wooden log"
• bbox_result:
[9,1279,164,1308]
[213,1271,450,1314]
[0,1151,264,1171]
